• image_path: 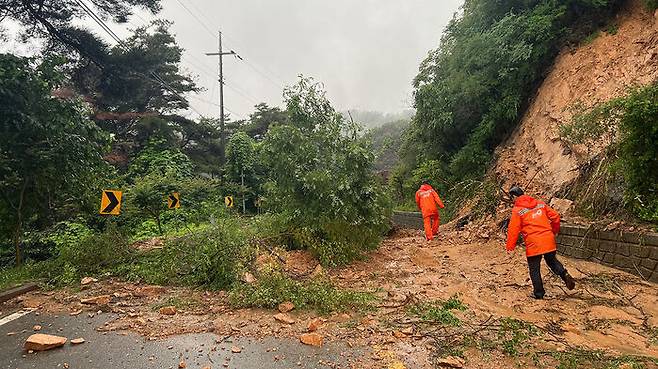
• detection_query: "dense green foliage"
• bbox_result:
[261,78,392,266]
[116,220,249,289]
[0,55,110,264]
[560,83,658,222]
[400,0,623,192]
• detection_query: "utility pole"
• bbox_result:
[241,169,246,214]
[206,31,241,164]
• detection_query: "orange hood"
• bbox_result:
[514,195,538,209]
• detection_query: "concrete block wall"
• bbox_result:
[391,211,424,230]
[556,225,658,282]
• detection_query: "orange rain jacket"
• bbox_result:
[415,184,445,218]
[506,195,561,257]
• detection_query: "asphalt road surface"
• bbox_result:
[0,309,361,369]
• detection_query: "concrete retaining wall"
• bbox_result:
[391,212,658,282]
[392,211,423,230]
[556,225,658,282]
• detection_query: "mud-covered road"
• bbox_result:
[2,229,657,368]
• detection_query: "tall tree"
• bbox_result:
[1,0,161,58]
[243,103,289,139]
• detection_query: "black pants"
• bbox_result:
[527,251,567,298]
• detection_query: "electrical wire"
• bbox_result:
[175,0,286,90]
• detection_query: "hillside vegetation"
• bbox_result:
[394,0,658,226]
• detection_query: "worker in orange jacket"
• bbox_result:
[415,180,445,241]
[506,186,575,299]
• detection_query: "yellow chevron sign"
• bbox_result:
[99,190,122,215]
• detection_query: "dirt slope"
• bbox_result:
[494,0,658,199]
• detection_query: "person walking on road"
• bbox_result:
[415,180,445,241]
[506,186,576,299]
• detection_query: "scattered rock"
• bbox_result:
[401,327,413,335]
[69,310,83,316]
[70,338,85,345]
[21,297,43,308]
[393,331,408,339]
[278,301,295,313]
[80,277,98,286]
[136,286,166,297]
[158,306,177,316]
[334,313,351,323]
[273,313,296,324]
[231,346,242,353]
[310,264,324,277]
[63,363,69,369]
[7,332,16,336]
[299,333,323,347]
[242,272,256,284]
[307,318,323,332]
[24,334,67,351]
[178,361,187,368]
[437,356,465,368]
[32,325,42,331]
[549,198,574,215]
[80,295,111,305]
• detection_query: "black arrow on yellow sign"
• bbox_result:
[100,190,122,215]
[168,192,180,209]
[224,196,234,208]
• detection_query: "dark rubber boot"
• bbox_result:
[562,272,576,290]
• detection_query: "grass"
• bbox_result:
[152,296,203,311]
[606,24,618,35]
[228,269,376,315]
[407,295,467,327]
[0,263,43,290]
[497,318,539,356]
[582,30,601,45]
[546,349,654,369]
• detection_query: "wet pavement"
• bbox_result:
[0,310,362,369]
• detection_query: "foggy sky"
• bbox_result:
[139,0,463,120]
[2,0,464,120]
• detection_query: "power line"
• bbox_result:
[121,2,255,116]
[187,95,245,120]
[173,0,217,39]
[175,0,286,90]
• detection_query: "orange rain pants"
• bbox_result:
[423,213,440,240]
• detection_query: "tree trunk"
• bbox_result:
[155,215,163,235]
[14,180,27,266]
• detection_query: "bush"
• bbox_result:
[116,218,250,289]
[229,268,375,314]
[561,83,658,223]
